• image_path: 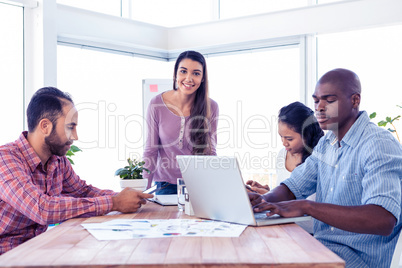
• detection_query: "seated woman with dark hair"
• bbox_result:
[247,101,324,233]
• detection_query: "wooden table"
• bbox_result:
[0,202,344,267]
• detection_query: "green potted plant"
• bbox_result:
[115,158,150,191]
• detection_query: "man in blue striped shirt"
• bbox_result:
[250,68,402,267]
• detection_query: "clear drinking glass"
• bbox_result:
[177,178,185,212]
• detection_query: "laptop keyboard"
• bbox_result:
[254,212,280,219]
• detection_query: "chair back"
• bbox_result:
[390,231,402,268]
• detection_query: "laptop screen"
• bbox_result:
[176,155,256,225]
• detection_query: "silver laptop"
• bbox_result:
[176,155,312,226]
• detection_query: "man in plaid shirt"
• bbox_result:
[0,87,153,254]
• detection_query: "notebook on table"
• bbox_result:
[143,185,177,206]
[152,195,177,206]
[176,155,312,226]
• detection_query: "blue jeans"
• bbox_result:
[155,182,177,195]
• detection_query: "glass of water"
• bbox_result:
[177,178,186,212]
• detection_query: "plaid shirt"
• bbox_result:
[0,132,116,254]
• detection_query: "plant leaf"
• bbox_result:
[69,145,82,153]
[378,121,388,127]
[369,112,377,119]
[115,168,129,176]
[116,157,148,179]
[388,128,396,133]
[391,115,401,123]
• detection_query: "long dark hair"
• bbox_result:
[278,102,324,164]
[173,51,212,155]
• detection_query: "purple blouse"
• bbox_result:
[143,93,219,185]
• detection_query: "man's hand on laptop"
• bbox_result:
[248,192,264,207]
[253,200,307,218]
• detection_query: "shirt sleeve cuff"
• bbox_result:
[94,195,114,215]
[282,179,303,199]
[366,196,401,225]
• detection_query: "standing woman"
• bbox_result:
[143,51,219,194]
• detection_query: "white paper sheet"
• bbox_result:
[81,219,246,240]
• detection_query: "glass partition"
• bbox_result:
[57,0,121,16]
[219,0,309,19]
[0,3,24,145]
[207,47,301,187]
[58,44,301,190]
[126,0,216,27]
[58,45,172,191]
[317,24,402,142]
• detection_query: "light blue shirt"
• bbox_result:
[283,111,402,268]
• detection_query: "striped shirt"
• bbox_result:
[0,132,116,254]
[284,111,402,268]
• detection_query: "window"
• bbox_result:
[219,0,309,19]
[57,45,172,191]
[317,24,402,141]
[58,44,301,190]
[56,0,330,27]
[126,0,216,27]
[0,3,24,145]
[208,47,301,187]
[57,0,216,27]
[57,0,121,17]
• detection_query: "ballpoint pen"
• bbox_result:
[245,184,258,193]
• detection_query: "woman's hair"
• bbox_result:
[173,50,212,155]
[278,101,324,164]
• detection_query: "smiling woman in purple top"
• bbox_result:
[143,51,219,194]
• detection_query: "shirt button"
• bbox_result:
[335,165,338,168]
[330,188,333,192]
[331,227,334,231]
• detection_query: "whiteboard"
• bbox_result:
[142,79,172,138]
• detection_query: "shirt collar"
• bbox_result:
[17,131,44,173]
[325,111,369,148]
[341,111,369,148]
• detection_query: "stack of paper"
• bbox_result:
[81,219,247,240]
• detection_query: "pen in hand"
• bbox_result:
[245,184,258,193]
[143,183,171,195]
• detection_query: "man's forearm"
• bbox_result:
[262,184,296,202]
[303,202,396,236]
